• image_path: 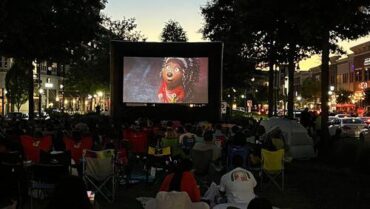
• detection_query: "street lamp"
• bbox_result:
[38,88,44,114]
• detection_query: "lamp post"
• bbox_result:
[38,88,44,115]
[60,83,64,112]
[297,96,302,109]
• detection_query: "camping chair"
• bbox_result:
[20,135,52,163]
[83,149,116,203]
[0,151,25,209]
[29,163,69,209]
[162,137,184,158]
[146,146,172,184]
[181,135,196,155]
[227,146,250,171]
[260,149,285,192]
[190,149,216,193]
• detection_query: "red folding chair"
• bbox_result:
[127,131,148,154]
[20,135,52,163]
[64,136,93,164]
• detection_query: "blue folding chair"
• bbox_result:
[227,145,250,171]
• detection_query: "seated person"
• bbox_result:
[219,155,257,205]
[159,159,201,202]
[247,197,273,209]
[192,130,221,161]
[47,175,93,209]
[231,132,247,147]
[262,127,285,151]
[145,191,209,209]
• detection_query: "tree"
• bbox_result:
[202,0,315,118]
[301,77,321,102]
[0,0,105,120]
[291,0,370,141]
[5,60,32,111]
[336,89,352,104]
[160,20,188,42]
[65,16,146,102]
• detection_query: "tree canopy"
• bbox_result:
[5,60,32,111]
[301,77,321,101]
[160,20,188,42]
[65,16,146,97]
[0,0,106,118]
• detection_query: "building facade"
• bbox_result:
[294,40,370,112]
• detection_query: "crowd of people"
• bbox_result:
[0,114,287,209]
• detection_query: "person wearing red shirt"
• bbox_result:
[159,159,200,202]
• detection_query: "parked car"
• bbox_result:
[334,114,351,118]
[34,112,50,120]
[360,117,370,125]
[4,112,28,121]
[328,117,367,138]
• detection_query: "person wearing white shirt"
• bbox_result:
[219,155,257,204]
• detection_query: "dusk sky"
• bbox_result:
[103,0,370,70]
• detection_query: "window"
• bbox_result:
[330,75,335,85]
[343,73,348,83]
[365,68,370,81]
[337,75,342,84]
[350,72,354,82]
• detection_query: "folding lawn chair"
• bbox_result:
[227,145,250,171]
[83,149,116,203]
[260,148,285,192]
[146,146,172,184]
[29,163,69,209]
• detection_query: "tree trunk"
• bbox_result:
[28,60,34,121]
[268,61,274,118]
[81,96,86,113]
[320,31,330,145]
[287,45,295,119]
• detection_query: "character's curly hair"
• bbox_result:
[162,57,200,102]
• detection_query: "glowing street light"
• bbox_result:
[39,89,44,94]
[241,95,245,99]
[297,96,302,101]
[232,103,237,110]
[330,86,335,91]
[97,91,103,97]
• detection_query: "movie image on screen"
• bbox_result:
[123,57,208,104]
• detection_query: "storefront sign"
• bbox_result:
[359,82,368,90]
[364,58,370,66]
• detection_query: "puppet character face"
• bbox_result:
[161,60,183,90]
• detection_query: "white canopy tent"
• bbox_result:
[260,117,315,159]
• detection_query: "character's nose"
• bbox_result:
[167,72,173,77]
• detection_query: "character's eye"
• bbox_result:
[175,68,180,72]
